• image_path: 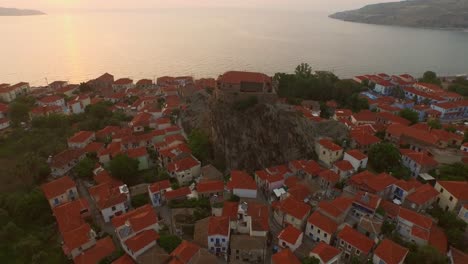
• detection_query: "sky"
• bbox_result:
[2,0,396,12]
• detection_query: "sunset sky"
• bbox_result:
[4,0,396,12]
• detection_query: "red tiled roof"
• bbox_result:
[247,202,269,231]
[62,223,92,252]
[278,225,302,245]
[437,181,468,201]
[334,160,354,171]
[218,71,271,84]
[39,95,63,104]
[379,200,401,219]
[111,204,157,231]
[136,79,152,86]
[114,78,133,85]
[112,254,135,264]
[350,130,381,146]
[53,198,89,235]
[374,239,409,264]
[400,149,438,167]
[406,184,439,205]
[429,225,447,253]
[68,131,94,143]
[170,240,200,264]
[307,211,338,234]
[284,176,299,188]
[450,247,468,264]
[275,197,310,220]
[149,180,171,193]
[346,149,367,160]
[394,179,422,192]
[41,175,76,199]
[310,242,341,263]
[89,180,127,210]
[338,225,374,254]
[411,225,430,240]
[288,183,311,202]
[124,229,159,253]
[84,142,105,153]
[222,201,239,220]
[353,191,381,210]
[126,147,148,158]
[349,171,397,193]
[208,216,229,236]
[377,112,411,126]
[165,187,191,200]
[318,196,354,218]
[0,103,9,113]
[398,207,433,229]
[303,160,322,176]
[318,139,342,151]
[167,156,200,173]
[318,170,340,184]
[227,170,257,190]
[197,180,224,193]
[272,248,301,264]
[51,149,85,168]
[74,237,115,264]
[352,110,377,122]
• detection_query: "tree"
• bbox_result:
[368,143,401,172]
[420,71,441,85]
[108,154,139,184]
[434,162,468,181]
[381,221,396,235]
[428,119,442,129]
[158,235,182,253]
[79,82,94,93]
[405,245,448,264]
[295,63,313,78]
[302,256,320,264]
[75,157,95,179]
[188,129,212,163]
[8,101,31,126]
[399,109,419,124]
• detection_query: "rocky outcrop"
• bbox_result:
[181,92,348,172]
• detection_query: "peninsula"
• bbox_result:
[329,0,468,29]
[0,7,45,16]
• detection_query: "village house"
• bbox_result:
[41,175,79,208]
[315,139,343,167]
[288,159,322,182]
[89,73,114,92]
[332,160,355,180]
[343,149,368,171]
[351,191,382,218]
[215,71,276,101]
[50,148,86,177]
[56,84,78,97]
[0,82,30,102]
[400,149,438,177]
[168,240,217,264]
[113,78,134,92]
[67,94,91,114]
[89,178,130,222]
[272,248,301,264]
[434,181,468,213]
[67,131,95,149]
[230,235,267,263]
[167,155,201,185]
[98,142,122,165]
[278,225,303,252]
[348,171,397,198]
[157,144,192,168]
[458,205,468,224]
[272,196,311,229]
[372,239,409,264]
[337,225,375,262]
[317,169,340,192]
[376,111,411,126]
[255,165,291,195]
[309,242,341,264]
[350,130,381,154]
[127,147,150,170]
[200,164,223,182]
[49,81,68,91]
[447,247,468,264]
[306,211,338,244]
[316,196,354,224]
[148,180,172,207]
[73,237,116,264]
[357,215,382,240]
[136,79,153,89]
[333,109,352,121]
[207,216,230,258]
[404,184,439,212]
[226,170,258,198]
[111,204,160,260]
[165,187,192,202]
[351,110,377,126]
[38,95,66,108]
[391,179,423,205]
[196,180,224,199]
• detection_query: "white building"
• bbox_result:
[167,155,201,185]
[41,175,79,208]
[306,211,337,244]
[309,242,341,264]
[226,170,258,198]
[277,225,303,252]
[343,149,368,171]
[207,216,230,258]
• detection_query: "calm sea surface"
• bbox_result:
[1,8,468,85]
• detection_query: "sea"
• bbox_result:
[1,8,468,85]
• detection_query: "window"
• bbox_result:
[211,238,214,242]
[324,233,328,238]
[222,238,225,242]
[356,250,361,256]
[340,240,345,246]
[449,196,453,201]
[310,225,314,230]
[112,206,116,211]
[440,188,443,193]
[317,229,321,234]
[347,244,352,250]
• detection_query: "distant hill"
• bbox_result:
[0,7,45,16]
[329,0,468,29]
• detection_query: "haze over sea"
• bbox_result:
[1,8,468,86]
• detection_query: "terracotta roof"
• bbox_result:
[74,237,115,264]
[68,131,94,144]
[284,176,299,188]
[307,211,338,234]
[353,191,381,210]
[318,196,353,218]
[272,248,301,264]
[165,187,191,200]
[114,78,133,85]
[278,225,302,245]
[318,139,342,151]
[197,180,224,193]
[429,225,447,253]
[53,198,89,234]
[394,179,422,192]
[318,170,340,184]
[450,247,468,264]
[136,79,152,86]
[345,149,367,160]
[303,160,322,175]
[124,229,159,253]
[437,181,468,200]
[379,200,401,219]
[51,149,85,168]
[126,147,148,158]
[338,225,374,254]
[288,183,311,202]
[62,223,92,252]
[111,204,157,231]
[374,239,409,264]
[227,170,257,190]
[387,124,439,146]
[247,202,269,231]
[222,201,239,220]
[89,180,127,210]
[39,95,63,104]
[398,207,433,230]
[274,197,310,220]
[352,110,377,122]
[350,130,381,146]
[310,242,341,263]
[170,240,200,264]
[207,216,229,236]
[0,103,9,113]
[334,160,354,171]
[149,180,171,193]
[218,71,271,84]
[167,156,200,173]
[349,171,397,193]
[84,142,104,153]
[400,149,438,167]
[411,225,430,240]
[41,175,76,199]
[406,184,439,205]
[112,254,135,264]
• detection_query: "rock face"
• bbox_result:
[0,7,45,16]
[329,0,468,29]
[181,92,348,172]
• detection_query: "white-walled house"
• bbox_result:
[207,216,230,258]
[315,139,343,167]
[38,95,66,107]
[277,225,303,252]
[306,211,338,245]
[373,239,409,264]
[167,155,201,185]
[148,180,172,206]
[434,181,468,213]
[343,149,368,171]
[226,170,258,198]
[89,181,130,222]
[272,196,311,230]
[50,149,86,177]
[41,175,79,208]
[67,131,96,149]
[309,242,341,264]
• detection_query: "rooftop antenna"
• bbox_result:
[45,77,49,86]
